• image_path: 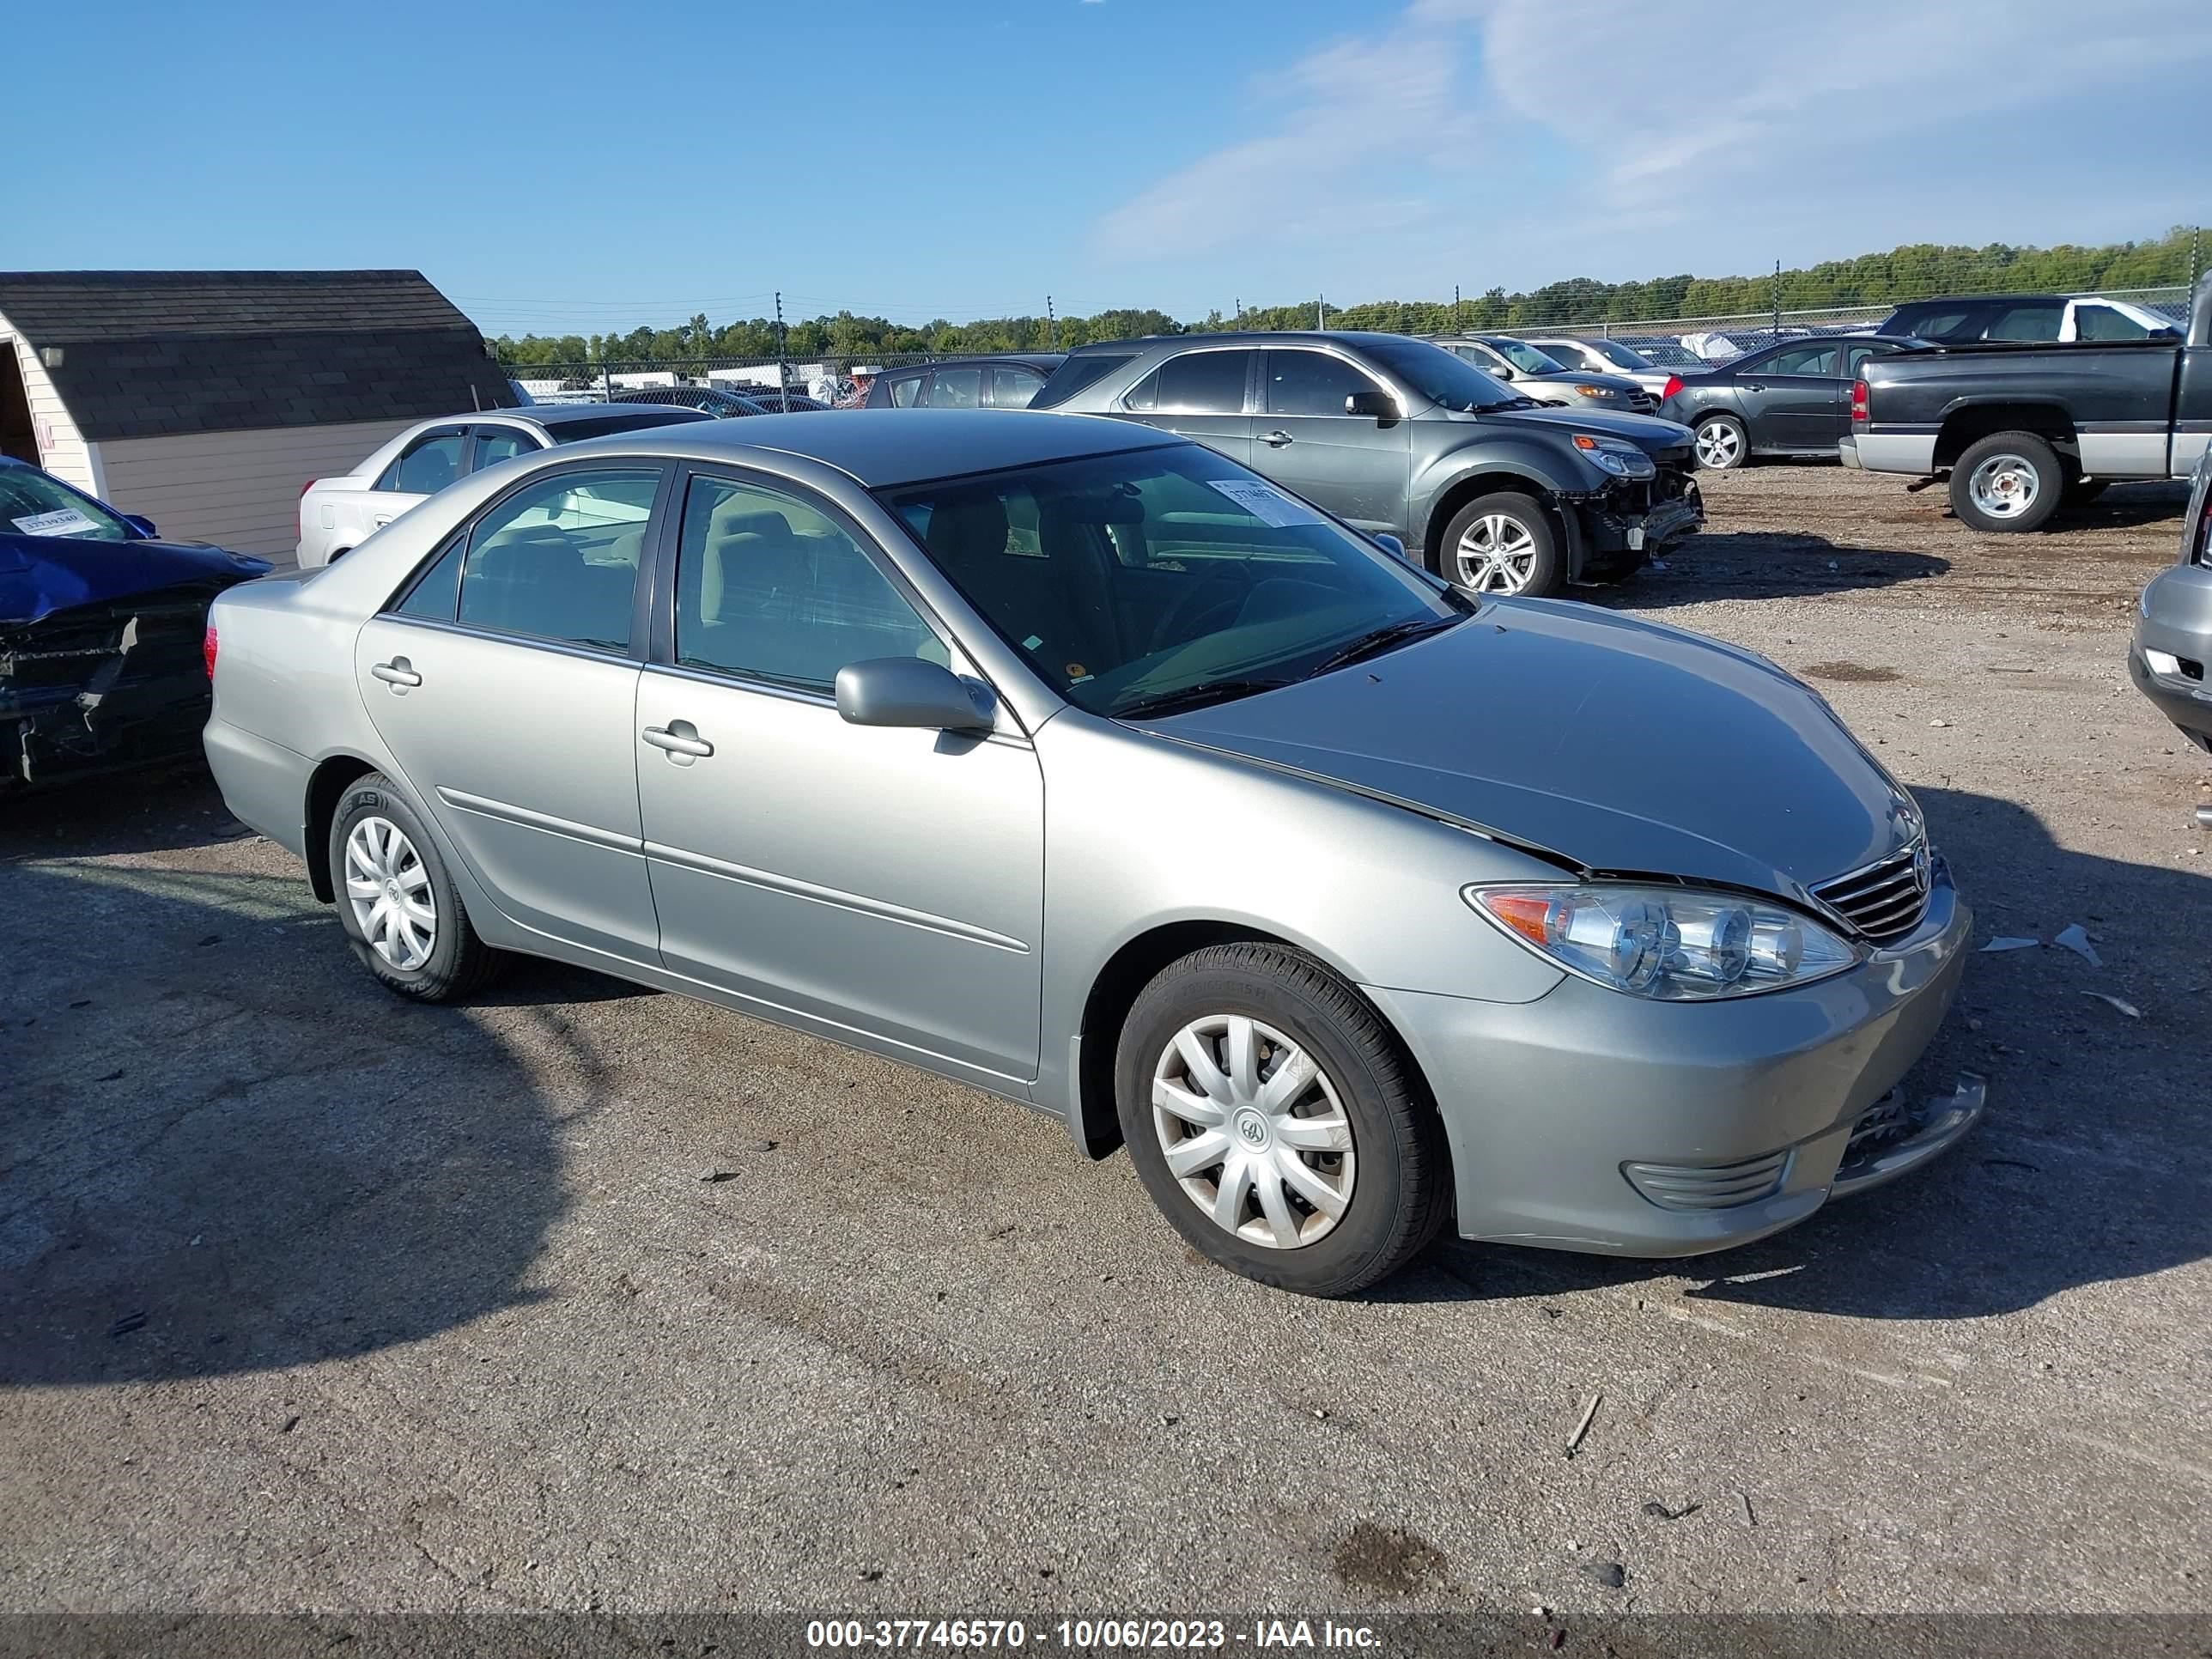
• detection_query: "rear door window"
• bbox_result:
[1127,349,1252,415]
[926,368,984,409]
[454,468,661,652]
[377,428,466,494]
[989,366,1045,408]
[1985,303,2064,341]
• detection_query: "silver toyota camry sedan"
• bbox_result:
[204,410,1978,1296]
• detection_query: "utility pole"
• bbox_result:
[1771,259,1782,337]
[1046,295,1056,350]
[775,290,787,392]
[1316,293,1325,331]
[2191,227,2203,291]
[1455,283,1462,331]
[1235,296,1242,326]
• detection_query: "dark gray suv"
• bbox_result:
[1033,331,1701,597]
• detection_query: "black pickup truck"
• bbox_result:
[1842,273,2212,532]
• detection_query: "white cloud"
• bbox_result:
[1090,0,2212,288]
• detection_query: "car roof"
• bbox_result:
[1062,330,1425,356]
[526,401,705,424]
[883,354,1066,374]
[560,408,1182,488]
[1889,293,2076,310]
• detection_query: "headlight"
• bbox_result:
[1572,384,1619,399]
[1571,433,1656,479]
[1463,883,1862,1000]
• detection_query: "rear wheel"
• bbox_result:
[329,775,505,1002]
[1949,432,2063,532]
[1442,492,1563,598]
[1115,943,1449,1297]
[1693,414,1748,471]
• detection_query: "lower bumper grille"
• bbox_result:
[1624,1149,1790,1211]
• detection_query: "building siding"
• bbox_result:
[0,312,95,493]
[94,419,412,561]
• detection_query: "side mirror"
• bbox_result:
[123,514,158,538]
[1490,362,1515,380]
[836,657,997,734]
[1345,389,1398,422]
[1371,532,1408,561]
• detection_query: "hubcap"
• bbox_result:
[1453,514,1539,594]
[343,816,436,971]
[1696,421,1741,468]
[1967,453,2039,519]
[1152,1014,1356,1250]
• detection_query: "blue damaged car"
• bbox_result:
[0,456,270,792]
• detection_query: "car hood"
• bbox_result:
[1518,369,1646,395]
[1143,601,1915,902]
[0,533,272,625]
[1440,404,1694,455]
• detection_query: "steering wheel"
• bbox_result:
[1149,570,1252,654]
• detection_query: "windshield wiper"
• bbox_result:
[1110,678,1293,721]
[1473,396,1540,411]
[1305,612,1467,678]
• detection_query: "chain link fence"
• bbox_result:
[499,284,2196,398]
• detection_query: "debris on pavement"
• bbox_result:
[1578,1560,1627,1589]
[698,1168,739,1183]
[1739,1492,1757,1528]
[1642,1501,1701,1521]
[2054,924,2102,967]
[1979,936,2039,953]
[1929,718,1950,728]
[2081,991,2142,1019]
[1565,1392,1601,1459]
[107,1311,147,1338]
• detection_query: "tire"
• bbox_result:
[328,774,505,1002]
[1441,492,1564,598]
[2063,476,2110,507]
[1949,432,2063,532]
[1692,414,1749,471]
[1115,942,1449,1297]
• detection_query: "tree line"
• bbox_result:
[492,226,2202,366]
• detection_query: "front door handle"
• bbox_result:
[370,658,422,688]
[371,514,395,528]
[1261,429,1295,447]
[642,720,714,759]
[1741,382,1766,392]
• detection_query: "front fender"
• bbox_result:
[1410,440,1599,552]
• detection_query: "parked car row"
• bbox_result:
[200,408,1979,1297]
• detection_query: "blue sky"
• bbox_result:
[13,0,2210,337]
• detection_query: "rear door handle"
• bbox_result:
[369,658,422,688]
[1261,429,1294,447]
[642,721,714,759]
[371,514,395,528]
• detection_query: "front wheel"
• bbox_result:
[1693,414,1749,471]
[1442,492,1563,598]
[1949,432,2063,532]
[1115,943,1449,1297]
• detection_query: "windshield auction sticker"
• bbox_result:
[1203,478,1323,529]
[12,507,100,538]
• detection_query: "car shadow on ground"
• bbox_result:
[1598,532,1948,610]
[0,837,569,1389]
[2015,479,2192,535]
[1386,785,2212,1320]
[0,763,255,860]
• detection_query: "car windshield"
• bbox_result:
[878,444,1469,719]
[1359,336,1522,412]
[1589,340,1656,372]
[0,465,134,542]
[1626,341,1699,368]
[1491,338,1568,374]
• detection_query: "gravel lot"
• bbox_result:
[3,465,2208,1629]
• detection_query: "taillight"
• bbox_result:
[204,625,218,681]
[2196,492,2212,568]
[1850,380,1869,424]
[1661,374,1682,403]
[301,479,318,497]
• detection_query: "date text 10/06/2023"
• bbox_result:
[805,1619,1383,1650]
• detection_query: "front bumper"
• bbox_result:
[1364,860,1974,1257]
[1569,472,1705,576]
[2129,562,2212,751]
